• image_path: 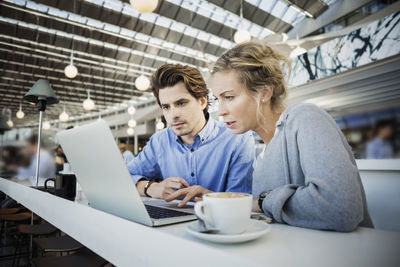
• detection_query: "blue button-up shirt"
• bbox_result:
[127,116,254,193]
[366,137,394,159]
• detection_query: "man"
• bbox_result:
[366,120,394,159]
[16,134,56,186]
[127,64,254,207]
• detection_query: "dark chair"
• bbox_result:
[0,212,32,222]
[0,207,21,215]
[0,212,32,245]
[33,235,82,255]
[13,223,59,266]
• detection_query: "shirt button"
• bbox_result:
[191,148,194,152]
[191,172,194,177]
[201,138,204,142]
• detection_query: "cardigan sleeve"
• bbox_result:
[261,105,364,232]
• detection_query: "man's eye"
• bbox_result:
[225,96,234,100]
[177,102,186,106]
[161,106,169,110]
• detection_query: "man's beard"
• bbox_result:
[170,120,191,137]
[176,129,193,137]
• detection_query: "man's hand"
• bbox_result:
[165,185,212,207]
[147,177,189,199]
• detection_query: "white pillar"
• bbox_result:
[134,134,138,155]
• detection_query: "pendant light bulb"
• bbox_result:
[234,0,251,44]
[130,0,158,13]
[64,51,78,78]
[16,103,25,119]
[6,119,14,128]
[128,119,137,128]
[59,105,69,122]
[127,106,136,115]
[127,127,135,136]
[135,75,150,91]
[42,121,51,130]
[83,90,95,111]
[234,29,251,44]
[156,119,164,130]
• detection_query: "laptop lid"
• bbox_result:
[56,119,155,226]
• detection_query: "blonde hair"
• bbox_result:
[212,41,291,112]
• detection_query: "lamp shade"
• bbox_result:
[24,79,59,105]
[0,117,11,134]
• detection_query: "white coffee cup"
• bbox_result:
[194,192,252,235]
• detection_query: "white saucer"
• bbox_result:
[186,219,270,244]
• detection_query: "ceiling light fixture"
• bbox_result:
[234,0,251,44]
[59,104,69,122]
[64,50,78,79]
[127,127,135,136]
[127,105,136,115]
[128,118,137,128]
[156,118,164,130]
[290,36,307,58]
[16,103,25,119]
[6,118,13,128]
[2,108,13,128]
[42,121,51,130]
[135,74,150,91]
[83,89,95,111]
[130,0,159,13]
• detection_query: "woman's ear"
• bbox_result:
[260,86,273,103]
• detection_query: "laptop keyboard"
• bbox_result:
[144,204,192,219]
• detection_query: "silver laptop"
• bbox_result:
[56,119,196,226]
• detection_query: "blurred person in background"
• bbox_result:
[55,145,68,173]
[366,120,394,159]
[118,143,135,165]
[15,134,56,186]
[0,146,22,176]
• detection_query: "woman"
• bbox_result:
[210,41,373,232]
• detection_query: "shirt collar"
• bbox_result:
[198,114,216,143]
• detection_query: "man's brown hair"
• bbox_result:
[151,64,209,115]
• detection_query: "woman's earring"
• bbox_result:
[261,99,265,103]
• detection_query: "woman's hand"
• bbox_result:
[252,198,262,213]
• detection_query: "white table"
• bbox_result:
[1,178,399,267]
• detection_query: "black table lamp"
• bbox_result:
[24,79,59,187]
